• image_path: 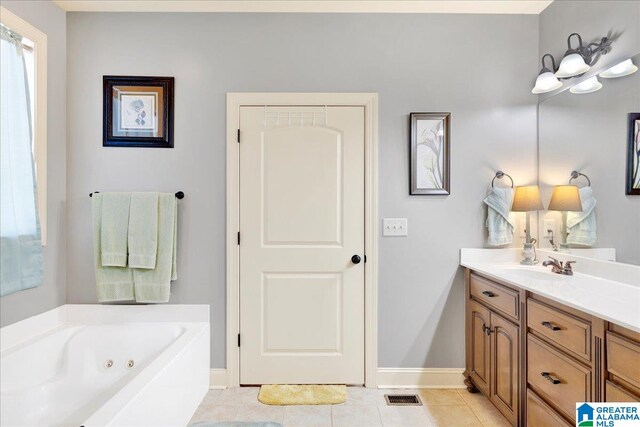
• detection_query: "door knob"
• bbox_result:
[351,255,361,264]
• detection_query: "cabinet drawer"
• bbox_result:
[606,380,640,402]
[528,334,591,421]
[526,389,571,427]
[470,274,519,320]
[607,332,640,391]
[527,299,591,361]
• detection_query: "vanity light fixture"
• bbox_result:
[555,33,612,78]
[533,32,612,93]
[569,76,603,94]
[548,185,582,250]
[532,54,563,94]
[599,58,638,79]
[511,185,544,265]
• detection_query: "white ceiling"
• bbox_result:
[53,0,554,14]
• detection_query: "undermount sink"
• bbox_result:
[492,265,566,281]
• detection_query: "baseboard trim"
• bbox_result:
[377,368,465,389]
[210,367,465,389]
[209,368,228,389]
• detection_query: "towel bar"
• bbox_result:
[90,191,185,199]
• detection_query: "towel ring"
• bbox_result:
[569,171,591,187]
[492,171,514,188]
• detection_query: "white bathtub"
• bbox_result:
[0,304,209,427]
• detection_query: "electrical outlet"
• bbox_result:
[383,218,408,236]
[543,219,556,240]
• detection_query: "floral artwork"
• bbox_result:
[120,93,156,131]
[416,119,445,190]
[103,76,174,148]
[410,113,450,195]
[627,113,640,195]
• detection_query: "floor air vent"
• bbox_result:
[384,394,422,406]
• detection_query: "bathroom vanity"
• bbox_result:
[461,249,640,426]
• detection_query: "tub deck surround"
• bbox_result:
[0,304,209,427]
[460,248,640,333]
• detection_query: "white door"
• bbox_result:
[239,106,365,385]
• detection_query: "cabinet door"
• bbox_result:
[490,311,519,425]
[468,300,491,395]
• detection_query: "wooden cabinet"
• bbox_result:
[466,272,520,425]
[465,267,639,426]
[606,324,640,402]
[526,389,571,427]
[468,299,491,396]
[491,312,519,425]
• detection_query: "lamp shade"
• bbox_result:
[556,53,590,78]
[511,185,544,212]
[532,71,563,94]
[569,76,602,94]
[599,59,638,79]
[548,185,583,212]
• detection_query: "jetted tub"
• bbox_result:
[0,304,209,427]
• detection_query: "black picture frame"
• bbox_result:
[627,112,640,195]
[409,112,451,195]
[103,76,174,148]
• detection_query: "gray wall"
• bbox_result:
[0,1,67,327]
[66,12,538,369]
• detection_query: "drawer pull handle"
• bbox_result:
[541,372,561,384]
[482,291,496,298]
[541,321,561,331]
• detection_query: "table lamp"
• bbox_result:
[548,185,582,250]
[512,185,544,265]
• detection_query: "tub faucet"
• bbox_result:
[542,257,576,275]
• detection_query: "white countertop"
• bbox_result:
[460,249,640,333]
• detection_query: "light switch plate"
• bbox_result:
[383,218,408,236]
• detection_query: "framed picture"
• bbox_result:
[410,112,451,195]
[103,76,174,148]
[627,112,640,195]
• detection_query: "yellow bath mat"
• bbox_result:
[258,384,347,405]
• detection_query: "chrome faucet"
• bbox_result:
[542,257,576,275]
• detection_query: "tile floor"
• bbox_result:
[189,387,511,427]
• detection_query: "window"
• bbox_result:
[0,6,47,245]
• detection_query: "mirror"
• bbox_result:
[538,53,640,265]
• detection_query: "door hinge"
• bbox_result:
[237,232,240,245]
[237,333,241,347]
[237,129,240,143]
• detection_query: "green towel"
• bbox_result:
[100,192,131,267]
[133,193,177,303]
[92,194,134,302]
[128,192,159,269]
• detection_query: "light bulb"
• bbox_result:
[556,53,590,78]
[599,59,638,78]
[569,76,602,94]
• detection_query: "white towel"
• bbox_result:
[566,186,597,246]
[483,187,516,246]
